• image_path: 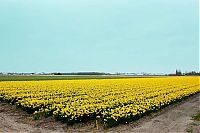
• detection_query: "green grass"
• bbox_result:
[0,75,149,81]
[192,111,200,121]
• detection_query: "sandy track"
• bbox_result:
[107,93,200,133]
[0,93,199,133]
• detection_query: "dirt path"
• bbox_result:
[106,93,200,133]
[0,93,199,133]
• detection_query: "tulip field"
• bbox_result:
[0,76,199,127]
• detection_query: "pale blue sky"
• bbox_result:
[0,0,199,73]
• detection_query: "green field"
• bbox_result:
[0,75,163,81]
[0,75,152,81]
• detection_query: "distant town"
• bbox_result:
[0,70,199,76]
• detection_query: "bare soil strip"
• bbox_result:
[0,93,199,133]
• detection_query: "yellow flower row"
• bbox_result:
[0,76,199,127]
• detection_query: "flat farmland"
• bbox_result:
[0,76,199,128]
[0,75,157,81]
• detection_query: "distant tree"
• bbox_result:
[176,69,182,76]
[185,71,200,76]
[54,72,62,75]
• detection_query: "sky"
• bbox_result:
[0,0,199,74]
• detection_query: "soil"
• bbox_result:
[0,93,199,133]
